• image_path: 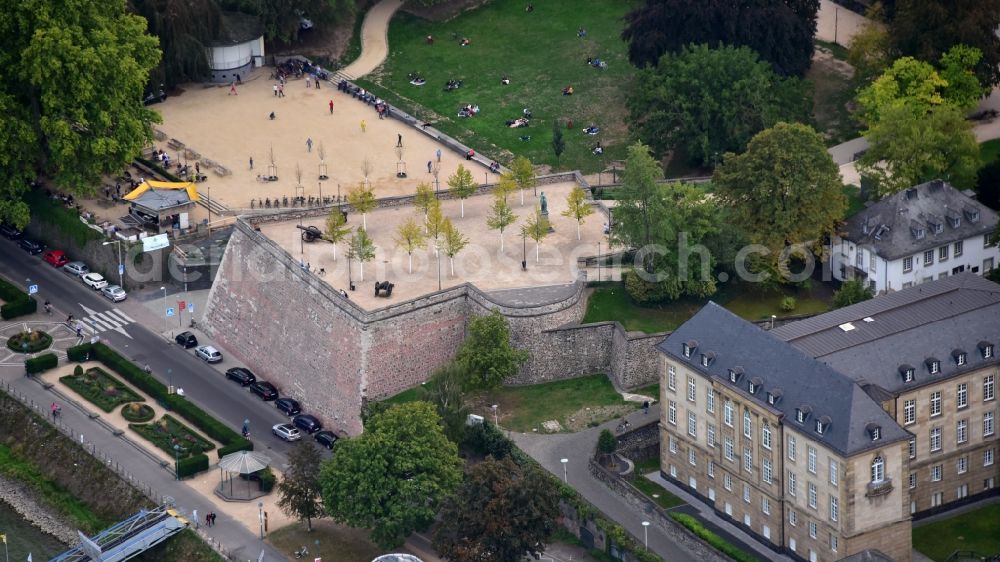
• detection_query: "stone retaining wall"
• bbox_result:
[615,420,661,464]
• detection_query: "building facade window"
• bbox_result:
[939,245,949,260]
[903,256,913,272]
[724,473,733,491]
[904,399,916,425]
[788,471,797,496]
[924,249,934,265]
[808,446,817,474]
[808,483,817,509]
[809,521,817,539]
[955,240,963,256]
[743,483,751,503]
[668,401,677,425]
[957,419,968,444]
[958,456,968,474]
[763,458,773,484]
[744,447,753,472]
[724,400,733,427]
[687,376,696,402]
[725,437,735,461]
[931,427,942,452]
[762,496,770,515]
[708,460,716,478]
[909,437,917,459]
[789,510,797,526]
[986,375,995,402]
[762,423,772,450]
[985,411,995,437]
[829,460,838,487]
[788,436,797,461]
[931,465,942,482]
[930,392,942,416]
[830,496,838,522]
[688,412,697,437]
[831,535,839,553]
[985,448,995,467]
[707,424,717,447]
[668,365,676,391]
[957,383,968,409]
[707,388,715,413]
[744,410,752,439]
[909,473,917,489]
[871,456,885,483]
[669,436,678,453]
[689,448,697,466]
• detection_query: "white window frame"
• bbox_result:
[954,240,963,257]
[743,410,752,439]
[707,424,717,448]
[808,482,817,509]
[762,423,772,450]
[986,375,995,402]
[924,249,934,265]
[829,460,838,487]
[957,419,968,444]
[763,458,773,484]
[724,400,733,427]
[724,473,733,491]
[931,465,942,482]
[788,436,797,461]
[985,448,995,467]
[903,256,913,272]
[809,521,817,539]
[904,399,916,425]
[689,448,697,467]
[909,437,916,459]
[687,376,696,402]
[871,456,885,483]
[744,447,753,473]
[985,411,995,437]
[762,496,770,515]
[930,427,942,452]
[668,365,676,391]
[957,383,968,408]
[743,483,751,503]
[707,388,715,413]
[725,437,735,461]
[958,455,968,474]
[688,412,697,437]
[668,400,677,425]
[788,471,797,496]
[807,446,817,474]
[930,392,942,417]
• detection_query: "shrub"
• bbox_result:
[463,421,514,459]
[780,296,796,312]
[175,454,209,479]
[623,269,669,304]
[67,344,92,362]
[73,365,83,377]
[669,513,759,562]
[218,439,254,459]
[597,429,617,455]
[258,467,276,492]
[832,278,874,309]
[121,403,155,423]
[7,331,53,353]
[1,297,38,320]
[25,353,58,374]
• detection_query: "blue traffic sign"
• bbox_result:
[118,264,124,275]
[27,284,38,295]
[166,307,175,317]
[188,303,194,314]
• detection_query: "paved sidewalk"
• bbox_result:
[339,0,404,79]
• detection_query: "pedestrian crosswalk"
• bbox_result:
[77,305,134,338]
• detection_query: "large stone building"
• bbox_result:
[828,179,999,294]
[657,274,1000,562]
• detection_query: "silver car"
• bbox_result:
[272,423,302,442]
[195,345,222,363]
[101,285,127,302]
[63,261,90,277]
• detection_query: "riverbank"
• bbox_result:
[0,473,75,545]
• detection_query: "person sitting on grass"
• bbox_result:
[578,27,587,37]
[460,37,471,47]
[519,135,531,142]
[593,142,603,155]
[500,75,510,85]
[561,86,574,96]
[522,108,532,118]
[583,125,600,135]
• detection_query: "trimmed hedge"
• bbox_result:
[66,344,92,362]
[0,277,37,320]
[669,513,759,562]
[25,353,58,374]
[176,454,209,479]
[258,467,276,492]
[217,439,254,459]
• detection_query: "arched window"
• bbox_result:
[870,456,885,483]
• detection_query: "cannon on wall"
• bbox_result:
[297,225,326,242]
[374,281,394,297]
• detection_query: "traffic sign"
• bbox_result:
[27,284,38,295]
[188,303,194,313]
[178,301,186,310]
[166,307,175,317]
[118,263,124,275]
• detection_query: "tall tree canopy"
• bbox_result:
[628,44,810,167]
[714,123,846,283]
[320,402,462,549]
[220,0,355,43]
[622,0,820,77]
[131,0,221,89]
[455,309,528,390]
[433,457,560,562]
[0,0,162,228]
[889,0,1000,89]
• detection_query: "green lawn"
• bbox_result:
[270,520,418,562]
[842,184,867,216]
[981,139,1000,164]
[130,415,215,459]
[583,281,834,333]
[912,504,1000,561]
[356,0,638,172]
[60,367,144,413]
[631,475,685,509]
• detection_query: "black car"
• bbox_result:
[314,430,338,450]
[225,367,256,386]
[292,414,323,434]
[249,381,278,401]
[174,331,198,348]
[0,224,23,240]
[18,239,44,255]
[275,397,301,416]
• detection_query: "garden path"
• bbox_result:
[339,0,405,80]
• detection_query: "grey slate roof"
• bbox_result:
[772,273,1000,395]
[130,188,195,212]
[841,179,998,261]
[658,302,909,457]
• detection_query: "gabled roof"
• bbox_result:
[841,179,998,261]
[772,273,1000,394]
[658,302,908,457]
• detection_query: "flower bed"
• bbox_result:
[120,403,155,423]
[7,331,52,353]
[129,415,215,460]
[60,367,144,413]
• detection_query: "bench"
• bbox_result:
[167,138,185,150]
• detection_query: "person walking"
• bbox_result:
[229,82,238,95]
[249,157,253,170]
[278,83,284,97]
[436,148,442,162]
[329,99,334,114]
[210,512,217,526]
[273,84,278,97]
[305,75,311,88]
[427,160,432,173]
[397,134,403,147]
[360,119,366,133]
[205,513,211,527]
[306,138,313,152]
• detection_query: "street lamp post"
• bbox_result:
[436,241,442,291]
[160,286,167,337]
[642,521,650,550]
[173,444,181,480]
[597,241,601,282]
[207,183,212,234]
[560,458,569,483]
[103,240,124,288]
[258,501,265,539]
[491,404,498,426]
[167,368,173,395]
[522,232,527,271]
[770,314,776,330]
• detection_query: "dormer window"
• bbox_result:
[767,388,783,405]
[682,340,698,358]
[796,406,812,424]
[866,423,881,441]
[965,207,980,223]
[980,341,994,359]
[899,365,915,383]
[874,225,889,240]
[728,366,744,383]
[953,349,967,366]
[816,416,831,435]
[926,358,940,374]
[947,215,961,228]
[911,225,925,240]
[748,377,762,395]
[700,351,715,368]
[933,222,943,234]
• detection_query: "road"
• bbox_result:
[0,237,303,469]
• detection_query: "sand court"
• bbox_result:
[153,69,492,210]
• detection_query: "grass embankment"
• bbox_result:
[357,0,638,172]
[24,189,103,247]
[911,503,1000,561]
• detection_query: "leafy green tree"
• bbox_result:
[441,217,470,277]
[394,217,426,274]
[511,156,536,203]
[425,198,445,245]
[132,0,221,88]
[889,0,1000,89]
[433,457,560,562]
[277,440,325,531]
[456,309,529,390]
[597,429,617,455]
[520,208,551,263]
[613,142,661,255]
[622,0,820,77]
[486,194,517,253]
[832,278,875,309]
[347,183,376,230]
[348,227,376,282]
[495,171,517,203]
[847,16,896,83]
[714,122,846,283]
[562,186,595,240]
[628,44,810,166]
[221,0,356,43]
[0,0,162,228]
[414,181,436,221]
[324,208,351,261]
[320,402,462,549]
[857,105,980,196]
[418,362,470,443]
[448,164,477,218]
[938,44,989,110]
[551,121,565,167]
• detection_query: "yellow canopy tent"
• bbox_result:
[123,180,200,202]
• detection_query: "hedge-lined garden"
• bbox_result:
[0,277,37,320]
[66,342,252,476]
[7,330,52,353]
[60,366,143,412]
[130,414,215,459]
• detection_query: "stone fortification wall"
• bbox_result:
[203,217,665,436]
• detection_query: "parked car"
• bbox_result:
[225,367,256,386]
[195,345,222,363]
[42,250,69,267]
[314,430,338,450]
[292,414,323,434]
[175,331,198,348]
[0,224,23,240]
[250,381,278,401]
[18,239,44,255]
[272,423,302,442]
[81,272,108,290]
[63,261,90,277]
[275,397,301,416]
[101,285,127,302]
